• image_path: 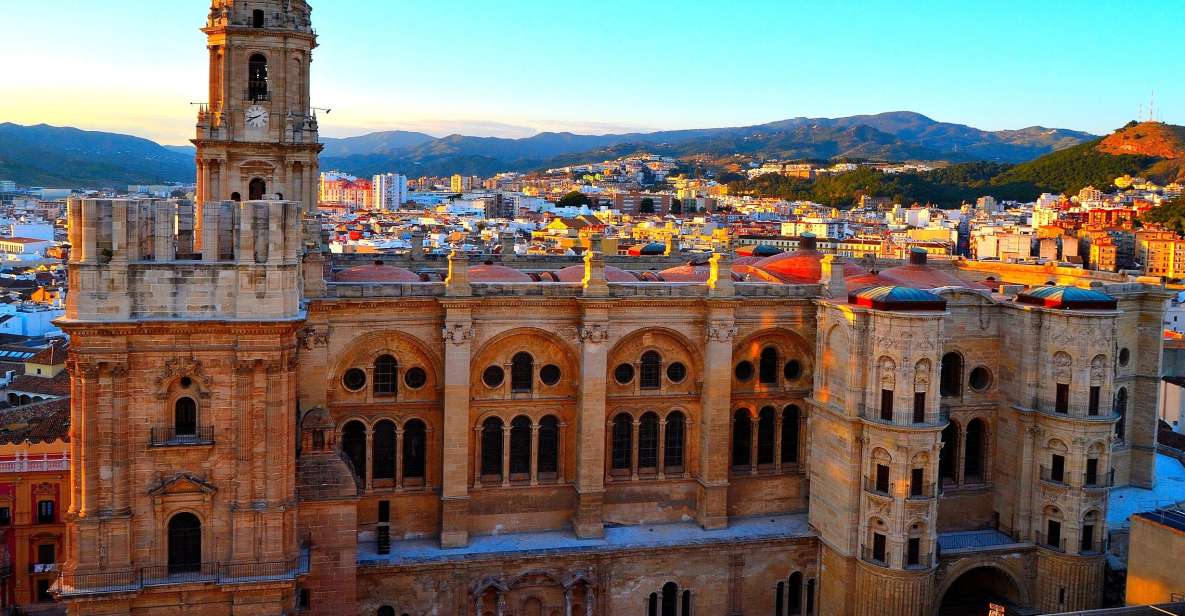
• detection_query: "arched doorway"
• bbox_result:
[938,566,1025,616]
[167,512,202,574]
[249,178,267,201]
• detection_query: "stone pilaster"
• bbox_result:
[574,302,612,538]
[697,303,735,529]
[440,302,474,548]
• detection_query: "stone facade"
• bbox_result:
[52,2,1175,615]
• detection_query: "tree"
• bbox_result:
[1143,196,1185,236]
[639,197,656,214]
[557,191,591,208]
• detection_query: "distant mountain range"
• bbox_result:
[0,112,1097,187]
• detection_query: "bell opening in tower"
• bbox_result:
[249,178,266,201]
[248,54,269,101]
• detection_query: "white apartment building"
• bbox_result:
[373,173,409,211]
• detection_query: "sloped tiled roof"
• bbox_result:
[8,371,70,396]
[0,398,69,444]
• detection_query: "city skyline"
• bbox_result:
[3,0,1184,145]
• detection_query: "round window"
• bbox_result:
[968,366,992,391]
[783,360,802,381]
[342,368,367,391]
[540,364,561,386]
[666,362,687,383]
[482,365,505,388]
[614,363,635,384]
[404,367,427,389]
[1118,348,1130,367]
[734,360,754,382]
[179,376,193,389]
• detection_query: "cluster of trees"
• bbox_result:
[1142,196,1185,235]
[728,142,1163,209]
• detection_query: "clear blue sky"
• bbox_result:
[3,0,1182,145]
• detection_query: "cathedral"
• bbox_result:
[54,2,1172,615]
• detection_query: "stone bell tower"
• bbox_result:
[195,0,322,217]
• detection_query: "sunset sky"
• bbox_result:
[3,0,1183,145]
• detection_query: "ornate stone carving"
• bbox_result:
[579,324,610,344]
[707,322,737,343]
[154,357,212,399]
[297,326,329,350]
[442,323,475,346]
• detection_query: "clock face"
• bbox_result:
[245,105,269,128]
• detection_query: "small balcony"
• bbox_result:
[1035,532,1066,552]
[1083,469,1115,491]
[150,426,215,448]
[860,546,889,568]
[863,477,892,498]
[904,552,933,570]
[907,482,937,500]
[1039,466,1068,487]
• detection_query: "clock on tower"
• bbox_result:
[193,0,322,215]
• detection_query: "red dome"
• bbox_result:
[733,263,785,283]
[469,263,533,282]
[336,262,422,283]
[877,264,975,290]
[658,262,744,282]
[732,255,763,266]
[553,265,638,282]
[754,249,870,284]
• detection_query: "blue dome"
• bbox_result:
[849,285,947,311]
[1016,285,1117,310]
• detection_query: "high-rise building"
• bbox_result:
[373,173,408,211]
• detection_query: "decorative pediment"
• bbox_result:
[148,473,217,497]
[155,357,213,400]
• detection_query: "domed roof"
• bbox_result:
[629,242,667,256]
[732,255,764,266]
[335,261,422,283]
[754,248,870,284]
[469,262,534,283]
[737,244,785,258]
[849,286,947,311]
[1016,285,1117,310]
[733,263,786,283]
[658,261,745,283]
[553,265,639,282]
[876,248,979,290]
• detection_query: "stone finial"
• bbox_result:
[500,231,516,263]
[708,252,734,297]
[582,235,608,297]
[410,231,425,262]
[445,249,471,296]
[820,254,847,299]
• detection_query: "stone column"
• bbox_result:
[530,422,540,485]
[440,302,474,548]
[698,304,736,529]
[574,305,611,538]
[657,419,667,480]
[774,412,784,473]
[631,418,641,480]
[365,426,374,493]
[501,424,512,487]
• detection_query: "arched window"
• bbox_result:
[372,420,396,480]
[782,405,800,465]
[167,512,202,574]
[341,421,367,484]
[537,415,559,477]
[664,412,685,471]
[611,414,633,471]
[940,352,962,397]
[788,571,804,614]
[638,412,659,470]
[757,406,776,465]
[480,417,504,478]
[373,355,398,396]
[640,351,662,390]
[939,422,958,484]
[776,581,785,616]
[248,177,266,201]
[402,419,426,480]
[511,352,533,393]
[174,396,197,437]
[1115,387,1127,441]
[248,53,269,100]
[732,409,752,469]
[230,192,242,202]
[647,593,658,616]
[963,418,986,481]
[377,607,395,616]
[661,582,679,616]
[252,8,265,28]
[759,347,779,384]
[509,416,532,477]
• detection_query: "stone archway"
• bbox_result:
[937,565,1025,616]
